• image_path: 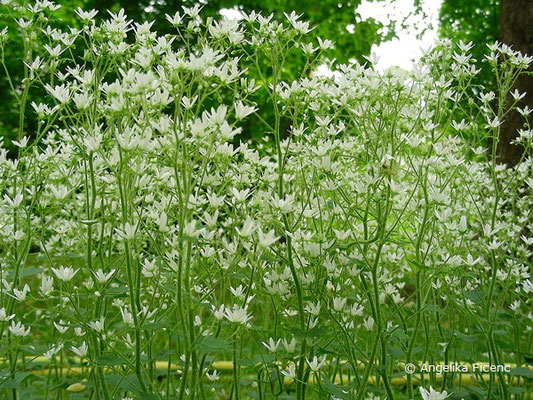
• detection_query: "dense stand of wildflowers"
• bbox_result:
[0,1,532,399]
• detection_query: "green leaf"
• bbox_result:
[104,287,128,298]
[197,336,231,353]
[451,388,471,398]
[0,372,34,389]
[151,350,174,361]
[105,373,142,392]
[455,332,478,342]
[139,393,159,400]
[509,367,533,379]
[19,267,42,278]
[509,387,526,394]
[321,376,348,399]
[387,346,404,357]
[142,321,168,330]
[390,329,409,341]
[96,354,125,366]
[289,326,326,338]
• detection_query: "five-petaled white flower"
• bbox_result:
[71,341,89,358]
[258,229,279,249]
[93,269,115,284]
[261,337,281,353]
[281,364,297,379]
[12,284,30,302]
[51,266,78,282]
[363,316,375,331]
[205,370,220,382]
[0,308,15,322]
[88,317,105,332]
[9,321,31,337]
[234,101,257,120]
[40,275,54,297]
[120,308,134,326]
[44,84,71,104]
[420,386,449,400]
[223,305,252,325]
[306,355,326,372]
[44,343,64,359]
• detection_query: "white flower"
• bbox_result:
[485,116,502,129]
[142,259,158,278]
[12,136,29,148]
[270,194,294,213]
[165,11,183,26]
[451,119,467,131]
[116,222,137,241]
[0,308,15,322]
[419,386,449,400]
[44,84,71,104]
[71,341,88,358]
[230,187,250,202]
[224,305,252,325]
[332,297,346,312]
[305,301,321,316]
[236,217,255,237]
[93,269,115,284]
[317,37,333,50]
[88,317,105,333]
[211,305,226,320]
[181,95,198,109]
[31,102,55,116]
[219,121,241,141]
[44,343,63,359]
[44,44,64,58]
[124,333,134,349]
[523,279,533,294]
[511,89,525,101]
[138,305,156,320]
[39,276,54,297]
[54,320,69,334]
[306,355,326,372]
[234,101,257,120]
[50,185,68,200]
[12,284,30,302]
[17,18,32,29]
[75,7,98,21]
[183,220,204,238]
[258,229,279,249]
[51,266,78,282]
[205,370,219,381]
[74,92,92,110]
[509,300,520,311]
[281,364,296,379]
[284,11,312,34]
[9,321,31,337]
[207,104,228,125]
[229,285,246,298]
[120,308,134,326]
[0,27,7,42]
[183,4,202,18]
[363,317,375,331]
[4,192,23,208]
[282,338,297,353]
[261,337,281,352]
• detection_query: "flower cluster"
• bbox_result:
[0,2,531,399]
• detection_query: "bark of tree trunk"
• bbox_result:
[497,0,533,166]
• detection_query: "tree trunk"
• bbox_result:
[498,0,533,166]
